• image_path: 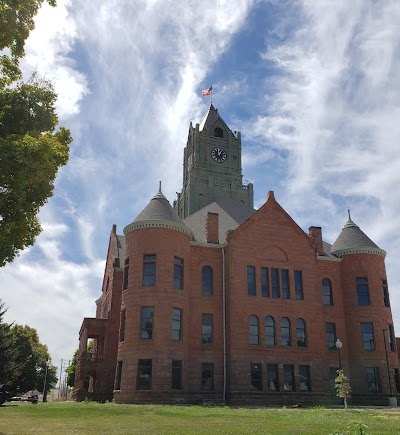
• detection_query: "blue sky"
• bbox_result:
[1,0,400,371]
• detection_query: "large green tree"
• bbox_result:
[0,0,73,266]
[5,323,57,393]
[0,0,56,87]
[0,299,13,382]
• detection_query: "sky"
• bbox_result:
[2,0,400,376]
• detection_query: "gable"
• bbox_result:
[229,191,315,261]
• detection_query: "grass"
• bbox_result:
[0,402,400,434]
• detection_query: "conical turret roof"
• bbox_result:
[331,211,385,258]
[124,183,193,238]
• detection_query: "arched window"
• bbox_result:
[265,316,275,346]
[280,317,291,346]
[249,315,260,345]
[296,318,307,347]
[214,127,223,138]
[202,266,213,296]
[322,278,334,306]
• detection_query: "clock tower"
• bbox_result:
[174,104,254,219]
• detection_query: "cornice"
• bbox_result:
[332,247,386,258]
[123,219,193,238]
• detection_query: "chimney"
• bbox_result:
[112,224,117,234]
[309,226,324,255]
[206,212,219,244]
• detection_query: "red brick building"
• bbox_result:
[74,106,400,405]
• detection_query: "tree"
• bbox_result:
[0,0,56,87]
[335,369,351,409]
[0,299,13,382]
[0,0,73,267]
[0,75,72,266]
[66,349,78,387]
[6,324,57,393]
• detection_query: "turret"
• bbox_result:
[115,183,192,403]
[332,212,397,403]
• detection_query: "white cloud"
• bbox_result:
[246,0,400,327]
[1,0,255,367]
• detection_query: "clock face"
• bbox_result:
[211,147,227,163]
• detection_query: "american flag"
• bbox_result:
[202,86,213,96]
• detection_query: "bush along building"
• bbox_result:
[74,105,400,405]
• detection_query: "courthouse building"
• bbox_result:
[74,105,400,405]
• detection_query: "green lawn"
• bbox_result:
[0,402,399,434]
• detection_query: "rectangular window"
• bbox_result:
[361,322,375,351]
[201,362,214,391]
[261,267,269,297]
[171,360,182,390]
[143,254,156,286]
[299,365,311,391]
[294,270,304,300]
[137,359,152,390]
[267,364,279,391]
[171,308,182,341]
[123,259,129,290]
[283,364,295,391]
[250,363,263,391]
[115,361,123,390]
[247,266,256,296]
[271,268,280,298]
[382,280,390,307]
[173,257,184,289]
[119,309,126,342]
[394,368,400,393]
[201,313,213,345]
[365,367,380,392]
[281,269,290,299]
[388,324,395,352]
[356,277,370,305]
[140,307,154,339]
[326,323,337,350]
[329,367,339,392]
